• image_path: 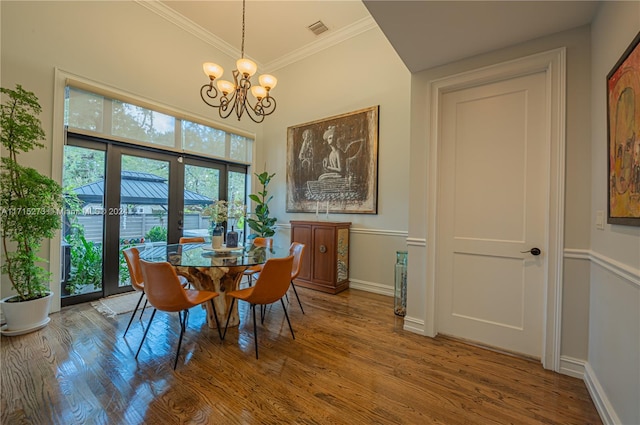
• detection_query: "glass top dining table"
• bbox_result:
[138,242,291,329]
[139,243,290,268]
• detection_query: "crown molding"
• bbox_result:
[136,0,242,63]
[136,1,377,72]
[264,16,378,72]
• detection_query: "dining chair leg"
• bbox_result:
[222,298,237,340]
[290,282,305,314]
[252,304,259,359]
[174,309,188,370]
[135,308,157,359]
[141,298,148,315]
[124,292,145,337]
[209,299,223,340]
[280,298,295,340]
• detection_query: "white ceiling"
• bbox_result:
[363,0,600,72]
[152,0,600,73]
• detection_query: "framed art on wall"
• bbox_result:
[286,106,379,214]
[607,30,640,226]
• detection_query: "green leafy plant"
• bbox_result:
[203,199,229,224]
[204,198,246,233]
[145,225,167,242]
[246,171,277,238]
[65,227,103,294]
[0,85,64,302]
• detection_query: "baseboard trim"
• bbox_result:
[402,315,427,335]
[349,279,393,297]
[559,355,585,379]
[584,362,622,425]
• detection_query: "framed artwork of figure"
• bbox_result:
[286,106,379,214]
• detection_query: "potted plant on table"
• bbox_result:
[203,200,229,248]
[0,84,64,335]
[203,199,246,248]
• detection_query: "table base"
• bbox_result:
[175,265,248,329]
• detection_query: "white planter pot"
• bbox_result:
[1,292,53,336]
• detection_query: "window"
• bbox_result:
[64,85,253,163]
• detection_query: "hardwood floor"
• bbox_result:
[1,288,601,424]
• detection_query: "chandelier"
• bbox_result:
[200,0,277,123]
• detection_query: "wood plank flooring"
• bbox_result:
[1,288,602,424]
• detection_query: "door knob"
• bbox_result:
[520,247,541,256]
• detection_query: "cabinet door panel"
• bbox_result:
[291,224,312,281]
[312,226,336,285]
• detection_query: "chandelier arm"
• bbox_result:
[218,91,239,119]
[243,104,266,123]
[251,97,276,117]
[200,83,222,108]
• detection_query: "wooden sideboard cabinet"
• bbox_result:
[290,221,351,294]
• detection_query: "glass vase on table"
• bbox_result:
[211,223,224,249]
[226,225,239,248]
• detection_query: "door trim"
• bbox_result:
[424,48,566,371]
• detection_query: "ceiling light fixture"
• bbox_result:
[200,0,277,123]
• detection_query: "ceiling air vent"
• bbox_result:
[308,20,329,36]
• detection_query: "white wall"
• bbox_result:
[259,27,412,296]
[588,2,640,424]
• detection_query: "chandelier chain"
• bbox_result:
[241,0,246,59]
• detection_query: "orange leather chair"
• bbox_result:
[223,255,295,359]
[179,236,205,244]
[122,247,148,337]
[288,242,306,314]
[242,237,273,287]
[135,259,222,369]
[177,237,206,286]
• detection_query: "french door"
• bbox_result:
[61,134,241,306]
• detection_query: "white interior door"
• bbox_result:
[436,71,548,358]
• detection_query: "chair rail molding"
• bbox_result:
[275,223,408,238]
[564,248,640,288]
[407,237,426,247]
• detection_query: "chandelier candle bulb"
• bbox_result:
[251,85,267,100]
[203,62,224,80]
[236,58,257,77]
[216,80,235,95]
[258,74,277,90]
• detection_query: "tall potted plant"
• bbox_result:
[0,84,63,334]
[246,171,277,239]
